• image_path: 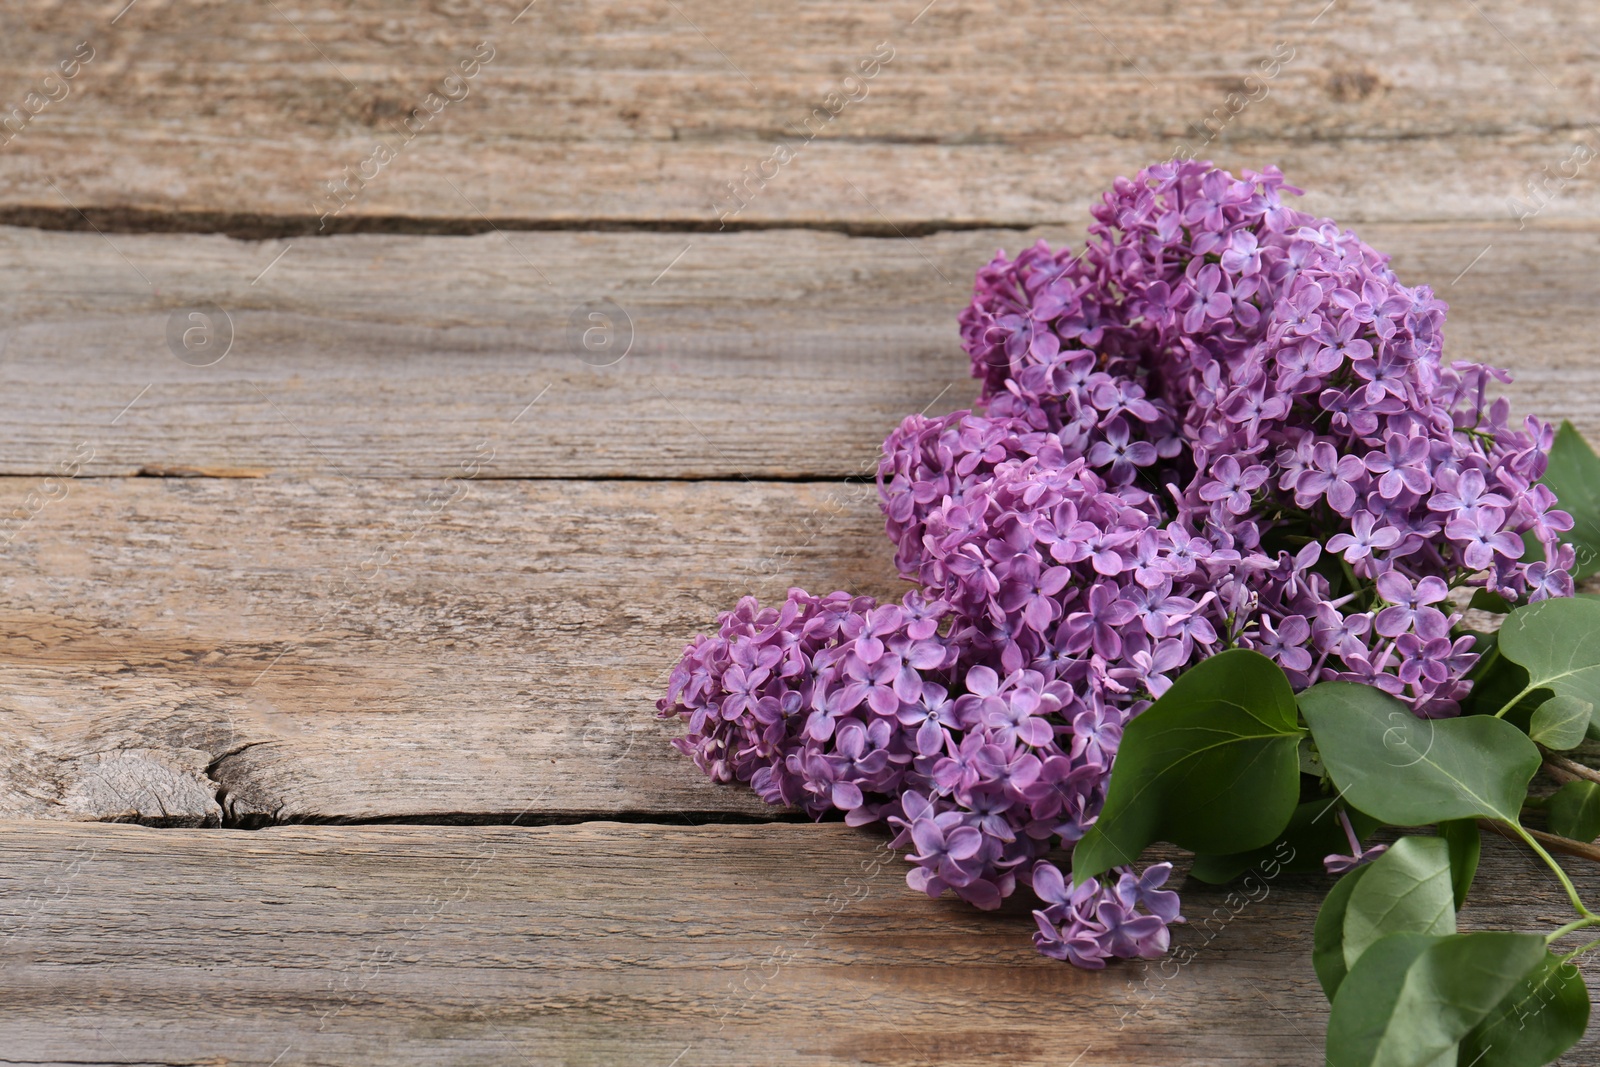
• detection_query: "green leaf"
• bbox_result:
[1530,694,1593,749]
[1547,780,1600,843]
[1326,931,1548,1067]
[1343,837,1456,970]
[1299,683,1542,826]
[1439,819,1481,911]
[1298,735,1326,777]
[1189,797,1378,885]
[1315,863,1373,1000]
[1538,420,1600,578]
[1457,951,1591,1067]
[1071,649,1304,884]
[1496,597,1600,715]
[1327,933,1446,1066]
[1460,631,1537,722]
[1469,589,1513,614]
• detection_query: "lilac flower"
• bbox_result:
[896,681,961,757]
[1225,385,1291,444]
[1184,168,1254,230]
[1116,863,1184,924]
[807,674,864,741]
[997,557,1071,633]
[1373,572,1449,638]
[1325,810,1388,874]
[1033,874,1116,968]
[1353,350,1412,405]
[664,160,1575,979]
[1295,443,1366,514]
[1087,417,1159,483]
[1397,631,1479,690]
[1446,507,1525,570]
[1127,530,1170,588]
[1313,603,1371,659]
[1097,894,1172,958]
[932,731,1004,797]
[1525,560,1575,601]
[1327,511,1402,563]
[1118,640,1188,698]
[824,720,892,809]
[1070,701,1124,767]
[1183,263,1233,332]
[1165,607,1221,657]
[1287,275,1328,328]
[908,814,984,890]
[1031,860,1182,969]
[1063,583,1139,660]
[1220,230,1262,276]
[982,686,1057,748]
[1199,455,1271,515]
[1364,433,1433,498]
[1312,311,1373,369]
[1248,613,1313,674]
[847,654,906,717]
[720,664,770,721]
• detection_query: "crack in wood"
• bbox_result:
[0,205,1041,241]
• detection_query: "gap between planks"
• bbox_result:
[0,205,1045,240]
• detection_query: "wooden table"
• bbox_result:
[3,1,1600,1063]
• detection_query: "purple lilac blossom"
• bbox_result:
[920,158,1573,716]
[661,160,1576,972]
[1324,810,1388,875]
[657,586,1177,962]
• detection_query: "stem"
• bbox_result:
[1561,935,1600,966]
[1339,556,1359,596]
[1546,916,1600,945]
[1475,640,1501,678]
[1517,825,1600,866]
[1545,754,1600,787]
[1493,683,1534,719]
[1508,822,1596,919]
[1338,810,1358,854]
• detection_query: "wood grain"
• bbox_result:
[2,221,1598,480]
[0,477,903,824]
[3,2,1599,1061]
[0,1,1598,230]
[1,820,1596,1067]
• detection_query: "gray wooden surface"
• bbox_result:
[0,224,1598,481]
[3,0,1599,1063]
[2,822,1597,1066]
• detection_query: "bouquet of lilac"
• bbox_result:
[661,161,1600,1064]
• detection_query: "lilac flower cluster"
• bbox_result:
[922,159,1573,714]
[660,585,1178,962]
[661,160,1574,970]
[661,589,953,818]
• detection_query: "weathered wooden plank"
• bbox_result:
[2,221,1598,480]
[6,471,1592,827]
[0,821,1595,1066]
[0,477,901,823]
[1,1,1598,228]
[0,224,971,481]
